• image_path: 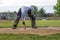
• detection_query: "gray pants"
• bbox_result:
[13,8,21,27]
[14,15,21,26]
[14,15,36,27]
[30,15,36,27]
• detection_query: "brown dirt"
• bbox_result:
[0,27,60,35]
[0,20,9,22]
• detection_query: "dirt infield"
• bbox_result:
[0,27,60,35]
[0,20,9,22]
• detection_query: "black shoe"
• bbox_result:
[13,25,17,29]
[13,27,16,29]
[32,26,37,28]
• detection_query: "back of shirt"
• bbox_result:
[21,6,34,14]
[29,7,34,13]
[21,6,34,18]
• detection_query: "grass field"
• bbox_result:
[0,34,60,40]
[0,20,60,40]
[0,20,60,28]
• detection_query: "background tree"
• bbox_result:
[31,5,38,15]
[38,8,45,17]
[54,0,60,16]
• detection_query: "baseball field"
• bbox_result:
[0,20,60,40]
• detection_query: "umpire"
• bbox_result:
[13,6,37,29]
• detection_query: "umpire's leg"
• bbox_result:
[30,15,37,28]
[28,13,36,28]
[27,9,37,28]
[13,8,21,29]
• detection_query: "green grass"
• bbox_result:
[0,20,60,28]
[0,34,60,40]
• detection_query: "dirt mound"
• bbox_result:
[0,27,60,35]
